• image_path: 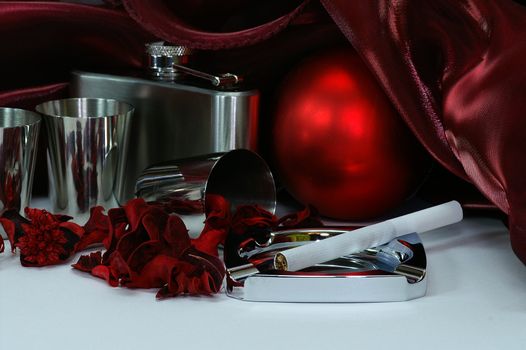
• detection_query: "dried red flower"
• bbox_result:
[73,198,226,298]
[0,208,84,267]
[0,191,322,300]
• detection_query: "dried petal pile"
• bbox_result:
[72,198,227,298]
[0,195,322,299]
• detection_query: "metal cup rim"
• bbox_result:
[0,107,41,128]
[204,149,277,215]
[35,97,135,119]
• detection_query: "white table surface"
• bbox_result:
[1,200,526,350]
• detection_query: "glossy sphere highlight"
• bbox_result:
[272,48,425,220]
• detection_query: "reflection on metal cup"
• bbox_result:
[0,108,41,239]
[36,98,133,218]
[135,149,276,215]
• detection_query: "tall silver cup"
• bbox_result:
[0,108,41,239]
[36,98,133,219]
[135,149,276,215]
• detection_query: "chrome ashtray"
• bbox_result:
[224,229,427,302]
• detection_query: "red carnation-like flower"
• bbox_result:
[18,215,68,265]
[0,208,84,267]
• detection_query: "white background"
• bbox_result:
[1,207,526,350]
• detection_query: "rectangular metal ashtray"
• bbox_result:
[225,230,427,303]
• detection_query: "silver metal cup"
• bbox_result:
[36,98,133,218]
[135,149,276,215]
[0,108,41,238]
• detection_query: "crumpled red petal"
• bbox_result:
[161,214,191,257]
[126,240,163,273]
[156,249,225,299]
[72,251,103,272]
[126,254,179,289]
[115,228,149,262]
[231,205,277,235]
[104,207,129,254]
[75,206,109,252]
[191,228,227,257]
[141,209,167,241]
[91,265,119,287]
[123,198,152,233]
[277,205,323,228]
[204,194,231,230]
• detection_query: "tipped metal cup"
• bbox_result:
[36,98,133,219]
[0,108,41,238]
[135,149,276,215]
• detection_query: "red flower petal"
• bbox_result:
[115,229,149,263]
[72,251,103,272]
[141,208,167,241]
[122,198,151,232]
[91,265,119,287]
[192,228,228,257]
[126,254,179,289]
[75,206,109,252]
[182,248,225,289]
[105,207,129,252]
[231,205,277,235]
[126,240,163,273]
[59,221,84,238]
[277,205,323,228]
[161,214,191,257]
[159,264,221,298]
[204,194,231,230]
[107,251,131,285]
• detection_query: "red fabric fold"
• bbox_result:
[0,2,152,92]
[320,0,526,262]
[122,0,309,49]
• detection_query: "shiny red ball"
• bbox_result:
[272,48,426,220]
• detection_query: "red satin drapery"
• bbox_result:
[319,0,526,263]
[1,0,526,264]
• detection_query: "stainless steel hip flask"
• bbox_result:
[70,42,259,204]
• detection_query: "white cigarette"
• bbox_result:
[273,201,463,272]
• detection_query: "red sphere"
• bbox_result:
[272,48,426,220]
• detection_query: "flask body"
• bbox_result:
[71,71,259,204]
